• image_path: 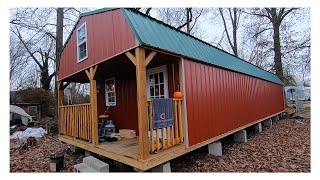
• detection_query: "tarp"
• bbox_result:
[10,105,32,126]
[284,86,306,101]
[10,127,47,139]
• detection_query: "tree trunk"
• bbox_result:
[54,7,64,123]
[232,8,238,57]
[218,8,239,57]
[272,16,284,82]
[186,8,191,34]
[40,63,50,90]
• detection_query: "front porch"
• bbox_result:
[59,134,186,170]
[57,47,187,170]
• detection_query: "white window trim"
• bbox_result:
[76,22,88,63]
[146,65,169,99]
[105,77,116,106]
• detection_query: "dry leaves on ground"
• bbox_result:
[10,134,84,172]
[10,103,310,172]
[171,105,310,172]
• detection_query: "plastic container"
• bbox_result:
[104,120,115,137]
[49,153,64,172]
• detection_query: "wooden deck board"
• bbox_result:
[97,138,140,159]
[59,134,186,170]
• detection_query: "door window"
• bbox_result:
[147,66,168,99]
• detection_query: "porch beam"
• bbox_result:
[145,51,157,66]
[135,47,149,160]
[85,65,98,79]
[86,65,99,146]
[125,51,137,66]
[85,69,90,79]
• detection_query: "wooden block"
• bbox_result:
[119,129,136,139]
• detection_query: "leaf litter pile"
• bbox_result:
[10,102,310,172]
[171,103,310,172]
[10,134,84,172]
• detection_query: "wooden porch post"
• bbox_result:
[135,47,149,160]
[57,81,64,106]
[126,47,157,160]
[57,81,64,135]
[85,66,99,146]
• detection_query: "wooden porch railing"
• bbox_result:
[59,103,92,141]
[147,99,184,153]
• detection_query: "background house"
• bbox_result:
[10,91,41,122]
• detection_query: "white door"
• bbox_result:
[146,65,169,141]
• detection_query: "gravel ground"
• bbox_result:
[10,103,310,172]
[171,104,310,172]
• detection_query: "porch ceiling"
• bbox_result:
[60,53,135,83]
[60,48,180,83]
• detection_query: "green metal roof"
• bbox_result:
[121,8,284,85]
[71,8,283,85]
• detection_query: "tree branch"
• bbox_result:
[14,28,43,68]
[280,8,298,23]
[253,27,273,38]
[219,8,234,51]
[145,8,152,15]
[190,8,203,31]
[244,9,271,20]
[177,8,193,30]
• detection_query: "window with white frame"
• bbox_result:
[147,66,169,99]
[77,22,88,62]
[105,78,116,106]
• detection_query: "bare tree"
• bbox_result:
[54,7,64,124]
[218,8,241,57]
[10,8,93,90]
[10,8,58,90]
[12,27,55,90]
[154,8,205,35]
[248,8,298,82]
[65,83,90,104]
[9,35,29,88]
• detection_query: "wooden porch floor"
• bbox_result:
[59,135,186,170]
[97,137,140,160]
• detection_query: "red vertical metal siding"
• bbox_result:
[184,59,285,146]
[58,9,137,80]
[96,70,139,134]
[95,61,179,135]
[167,61,180,97]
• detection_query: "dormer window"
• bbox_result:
[77,22,88,62]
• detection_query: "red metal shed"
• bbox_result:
[57,8,285,171]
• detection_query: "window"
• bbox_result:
[105,78,116,106]
[77,22,88,62]
[147,66,169,99]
